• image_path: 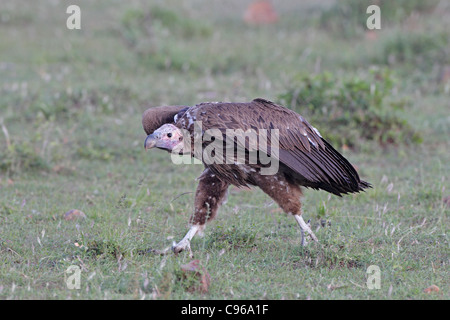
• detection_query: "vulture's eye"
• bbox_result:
[167,133,172,138]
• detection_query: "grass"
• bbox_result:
[0,0,448,300]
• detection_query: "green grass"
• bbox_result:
[0,0,448,300]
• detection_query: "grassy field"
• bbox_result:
[0,0,448,300]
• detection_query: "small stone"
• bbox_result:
[423,285,440,294]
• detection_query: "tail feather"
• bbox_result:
[278,138,371,197]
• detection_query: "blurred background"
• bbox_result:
[1,0,449,172]
[0,0,449,299]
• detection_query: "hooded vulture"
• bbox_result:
[142,98,370,255]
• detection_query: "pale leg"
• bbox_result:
[294,215,318,246]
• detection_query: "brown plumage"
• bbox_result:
[142,98,371,254]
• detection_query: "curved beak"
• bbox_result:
[144,134,157,150]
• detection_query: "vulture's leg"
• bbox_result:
[294,215,318,246]
[251,172,318,246]
[172,169,229,256]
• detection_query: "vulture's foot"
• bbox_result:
[294,215,318,246]
[172,239,193,258]
[139,242,192,257]
[171,225,202,258]
[139,246,171,255]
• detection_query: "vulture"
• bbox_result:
[142,98,370,255]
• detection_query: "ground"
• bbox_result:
[0,0,448,299]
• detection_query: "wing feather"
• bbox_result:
[176,98,370,194]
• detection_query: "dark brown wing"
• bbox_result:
[178,98,370,195]
[178,98,324,151]
[142,105,189,135]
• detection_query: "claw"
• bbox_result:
[300,229,307,247]
[172,239,193,258]
[139,246,172,255]
[142,225,201,258]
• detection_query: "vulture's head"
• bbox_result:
[142,105,189,153]
[144,124,184,152]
